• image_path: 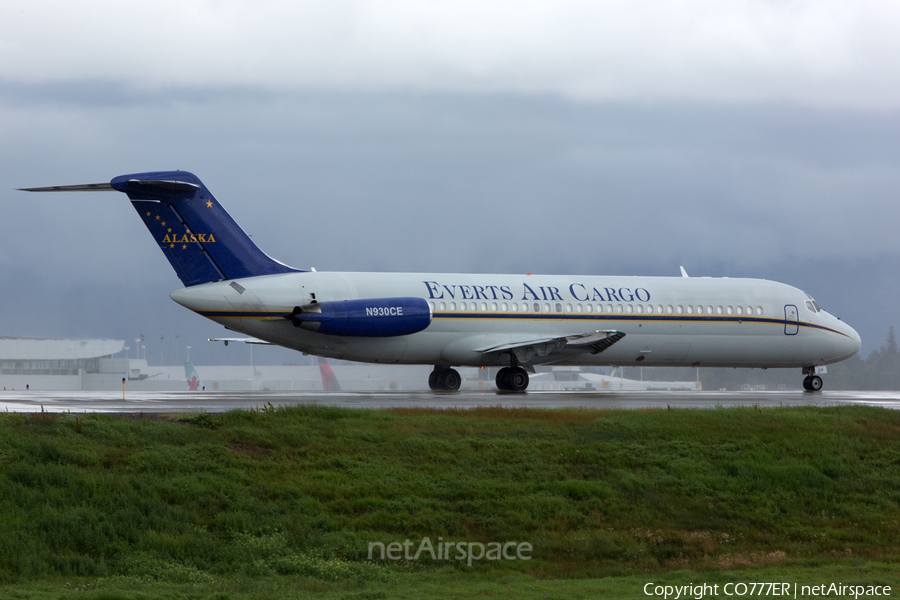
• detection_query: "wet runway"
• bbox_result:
[1,389,899,413]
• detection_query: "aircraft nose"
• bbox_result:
[837,320,862,359]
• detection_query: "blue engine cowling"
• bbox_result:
[285,297,432,337]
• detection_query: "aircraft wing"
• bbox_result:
[208,337,274,346]
[473,330,625,369]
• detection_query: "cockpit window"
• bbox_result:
[805,294,822,312]
[806,294,822,312]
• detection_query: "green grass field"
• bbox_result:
[0,404,898,598]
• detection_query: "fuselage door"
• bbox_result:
[784,304,799,335]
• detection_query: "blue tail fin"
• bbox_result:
[112,171,299,286]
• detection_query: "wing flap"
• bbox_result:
[565,330,627,354]
[475,329,625,357]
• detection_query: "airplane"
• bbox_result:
[19,171,861,393]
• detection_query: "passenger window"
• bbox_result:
[544,303,551,313]
[756,306,763,315]
[707,305,713,315]
[585,304,592,313]
[617,304,624,314]
[646,304,653,314]
[501,302,508,311]
[511,302,518,311]
[481,302,488,312]
[607,304,614,313]
[626,304,633,314]
[736,306,743,315]
[686,305,693,314]
[657,305,663,314]
[566,303,573,313]
[450,302,456,311]
[677,305,683,314]
[534,303,541,312]
[667,305,673,314]
[491,302,498,311]
[717,306,723,315]
[576,303,583,312]
[440,302,446,311]
[429,302,435,311]
[555,303,562,313]
[746,306,752,316]
[726,306,733,314]
[636,304,643,314]
[460,302,467,311]
[696,305,703,315]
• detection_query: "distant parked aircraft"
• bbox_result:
[318,358,341,392]
[184,361,204,391]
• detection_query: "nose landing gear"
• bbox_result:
[802,366,824,391]
[802,375,823,392]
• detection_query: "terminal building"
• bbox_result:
[0,336,126,390]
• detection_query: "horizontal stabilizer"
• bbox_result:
[119,179,201,193]
[19,180,200,193]
[18,183,114,192]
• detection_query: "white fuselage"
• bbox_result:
[170,271,861,369]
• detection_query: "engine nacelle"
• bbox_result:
[285,297,432,337]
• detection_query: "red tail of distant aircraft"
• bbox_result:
[318,358,341,391]
[184,361,205,391]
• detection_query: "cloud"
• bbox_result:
[3,1,900,108]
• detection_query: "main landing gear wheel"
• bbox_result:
[428,367,461,391]
[496,366,529,393]
[802,375,823,392]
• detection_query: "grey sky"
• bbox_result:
[0,2,897,364]
[4,2,900,107]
